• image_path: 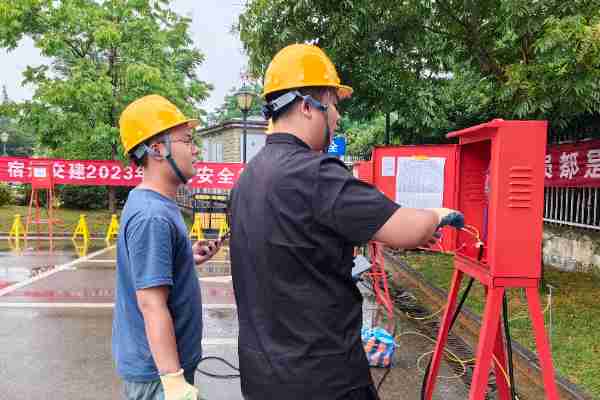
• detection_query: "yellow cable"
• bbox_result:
[399,331,472,379]
[508,293,551,322]
[398,330,517,391]
[402,227,528,396]
[416,350,468,379]
[405,307,444,321]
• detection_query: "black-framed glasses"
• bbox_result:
[162,136,196,147]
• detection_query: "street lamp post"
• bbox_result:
[0,131,9,156]
[235,87,255,163]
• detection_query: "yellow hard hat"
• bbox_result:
[119,94,199,155]
[262,44,353,100]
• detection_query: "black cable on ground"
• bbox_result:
[420,277,475,400]
[196,356,240,379]
[419,243,484,399]
[503,293,517,400]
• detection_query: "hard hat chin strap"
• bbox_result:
[321,108,332,153]
[263,90,332,152]
[134,134,189,185]
[162,134,190,185]
[297,93,332,152]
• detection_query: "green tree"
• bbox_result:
[237,0,600,145]
[0,0,212,211]
[0,85,36,156]
[206,82,264,125]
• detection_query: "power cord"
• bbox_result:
[196,356,240,379]
[419,276,475,400]
[503,293,517,400]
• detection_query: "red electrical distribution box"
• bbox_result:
[423,120,559,400]
[30,159,53,189]
[26,159,58,247]
[355,145,460,252]
[352,160,373,184]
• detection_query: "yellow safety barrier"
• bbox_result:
[218,216,229,239]
[105,214,120,244]
[8,214,26,251]
[72,214,90,243]
[9,214,26,240]
[72,237,89,258]
[189,213,204,241]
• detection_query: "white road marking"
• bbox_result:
[0,302,236,309]
[0,302,114,308]
[0,246,116,297]
[201,338,238,345]
[199,276,232,283]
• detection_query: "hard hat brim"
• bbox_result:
[337,84,353,100]
[167,118,199,133]
[184,119,200,129]
[262,83,353,100]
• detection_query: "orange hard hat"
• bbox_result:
[262,44,353,100]
[119,95,198,155]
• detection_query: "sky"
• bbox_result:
[0,0,248,114]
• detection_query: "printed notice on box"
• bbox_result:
[381,156,395,177]
[395,157,445,208]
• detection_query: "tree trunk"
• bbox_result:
[385,112,391,145]
[108,144,117,213]
[108,44,119,214]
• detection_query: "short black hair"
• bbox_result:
[266,86,335,122]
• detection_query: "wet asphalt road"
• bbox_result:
[0,241,468,400]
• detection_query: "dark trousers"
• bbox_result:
[339,384,380,400]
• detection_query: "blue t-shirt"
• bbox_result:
[112,188,203,382]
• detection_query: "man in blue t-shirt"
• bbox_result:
[113,95,220,400]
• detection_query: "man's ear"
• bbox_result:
[299,99,312,119]
[147,143,162,158]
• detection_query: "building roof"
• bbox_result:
[197,118,268,136]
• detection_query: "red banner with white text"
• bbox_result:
[545,139,600,187]
[0,157,244,190]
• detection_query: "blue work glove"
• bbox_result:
[430,208,465,229]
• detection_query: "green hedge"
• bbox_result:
[57,185,133,210]
[0,183,13,206]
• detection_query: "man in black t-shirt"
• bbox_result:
[229,44,461,400]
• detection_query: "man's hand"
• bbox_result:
[160,369,199,400]
[193,239,221,265]
[429,208,465,229]
[426,230,442,246]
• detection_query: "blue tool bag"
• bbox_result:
[361,326,396,368]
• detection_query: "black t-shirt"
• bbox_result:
[229,133,399,400]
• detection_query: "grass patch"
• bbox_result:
[0,205,116,236]
[397,251,600,398]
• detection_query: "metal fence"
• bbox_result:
[177,187,230,211]
[177,185,600,231]
[175,158,600,231]
[544,186,600,230]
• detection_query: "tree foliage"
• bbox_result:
[206,82,264,126]
[0,86,36,156]
[237,0,600,146]
[0,0,212,210]
[0,0,212,161]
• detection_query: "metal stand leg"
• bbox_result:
[469,286,505,400]
[424,269,464,399]
[526,287,560,400]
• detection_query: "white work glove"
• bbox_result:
[193,239,221,266]
[429,208,465,229]
[160,369,199,400]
